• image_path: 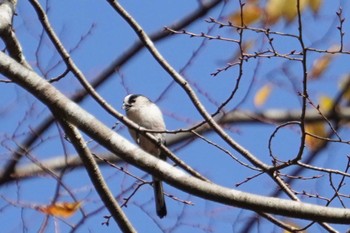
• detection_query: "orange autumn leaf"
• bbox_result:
[309,54,332,79]
[228,3,262,26]
[310,45,339,79]
[38,201,82,218]
[254,84,272,107]
[241,40,254,53]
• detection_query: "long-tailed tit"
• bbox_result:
[123,94,167,218]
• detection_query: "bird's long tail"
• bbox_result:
[153,177,167,218]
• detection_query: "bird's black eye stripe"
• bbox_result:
[128,94,141,104]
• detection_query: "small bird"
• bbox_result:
[123,94,167,218]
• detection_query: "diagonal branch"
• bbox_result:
[3,106,350,184]
[1,0,223,185]
[106,0,271,172]
[2,51,350,224]
[0,0,31,69]
[58,119,136,233]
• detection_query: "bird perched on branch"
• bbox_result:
[123,94,167,218]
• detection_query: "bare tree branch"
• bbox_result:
[1,50,350,224]
[4,105,350,183]
[106,0,271,172]
[1,0,223,186]
[58,119,136,233]
[0,0,31,69]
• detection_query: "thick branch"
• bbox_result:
[0,0,31,69]
[3,106,350,183]
[107,0,270,172]
[58,120,135,233]
[1,51,350,224]
[1,0,222,185]
[8,153,122,181]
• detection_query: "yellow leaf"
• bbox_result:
[318,95,333,112]
[282,0,308,23]
[254,84,272,107]
[309,0,323,14]
[305,122,326,150]
[339,74,350,104]
[38,201,82,218]
[309,54,332,79]
[265,0,307,24]
[304,95,331,150]
[229,3,262,26]
[265,0,285,25]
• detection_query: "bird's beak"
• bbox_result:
[122,103,130,110]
